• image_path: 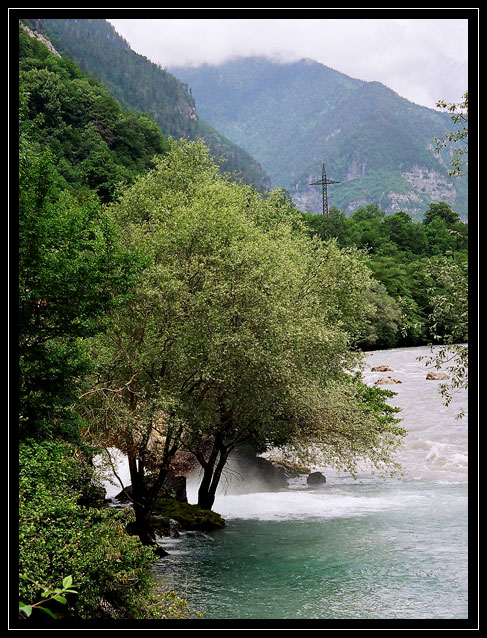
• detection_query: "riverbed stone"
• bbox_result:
[224,447,289,493]
[426,371,450,380]
[152,515,182,538]
[374,377,402,385]
[307,471,326,485]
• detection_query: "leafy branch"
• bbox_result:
[434,91,468,177]
[19,574,77,619]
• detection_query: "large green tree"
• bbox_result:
[83,140,405,526]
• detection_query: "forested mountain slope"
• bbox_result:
[19,22,170,202]
[24,18,270,192]
[170,57,468,220]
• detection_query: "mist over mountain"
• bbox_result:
[170,57,467,220]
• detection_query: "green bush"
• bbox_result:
[19,439,192,619]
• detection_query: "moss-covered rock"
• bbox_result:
[152,497,225,531]
[151,516,181,538]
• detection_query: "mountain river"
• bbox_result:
[104,346,472,623]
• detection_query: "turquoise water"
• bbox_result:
[142,347,471,620]
[154,480,468,620]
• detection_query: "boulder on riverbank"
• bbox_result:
[267,456,312,478]
[151,515,182,538]
[220,448,290,494]
[114,485,134,503]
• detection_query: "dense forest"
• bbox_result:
[16,21,467,623]
[301,201,468,349]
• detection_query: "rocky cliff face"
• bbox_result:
[20,21,61,57]
[401,165,457,204]
[291,187,326,217]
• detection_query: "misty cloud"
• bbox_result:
[107,17,469,109]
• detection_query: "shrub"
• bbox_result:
[18,439,192,619]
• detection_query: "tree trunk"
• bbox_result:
[125,419,182,547]
[127,447,175,547]
[197,435,230,510]
[127,447,154,544]
[205,449,228,510]
[197,440,219,509]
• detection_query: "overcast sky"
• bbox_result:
[107,17,470,111]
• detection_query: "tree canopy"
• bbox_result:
[82,140,405,513]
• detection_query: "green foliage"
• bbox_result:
[383,211,428,255]
[18,117,145,439]
[17,55,185,617]
[423,201,461,226]
[18,440,192,620]
[415,253,468,417]
[426,254,468,343]
[282,373,405,477]
[18,35,183,619]
[19,575,78,619]
[301,206,347,244]
[300,200,468,349]
[19,23,169,202]
[360,280,404,349]
[18,34,152,436]
[434,92,468,177]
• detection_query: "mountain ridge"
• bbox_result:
[170,56,467,220]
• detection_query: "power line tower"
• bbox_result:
[309,162,340,216]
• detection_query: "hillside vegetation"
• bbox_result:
[19,22,169,202]
[24,18,271,193]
